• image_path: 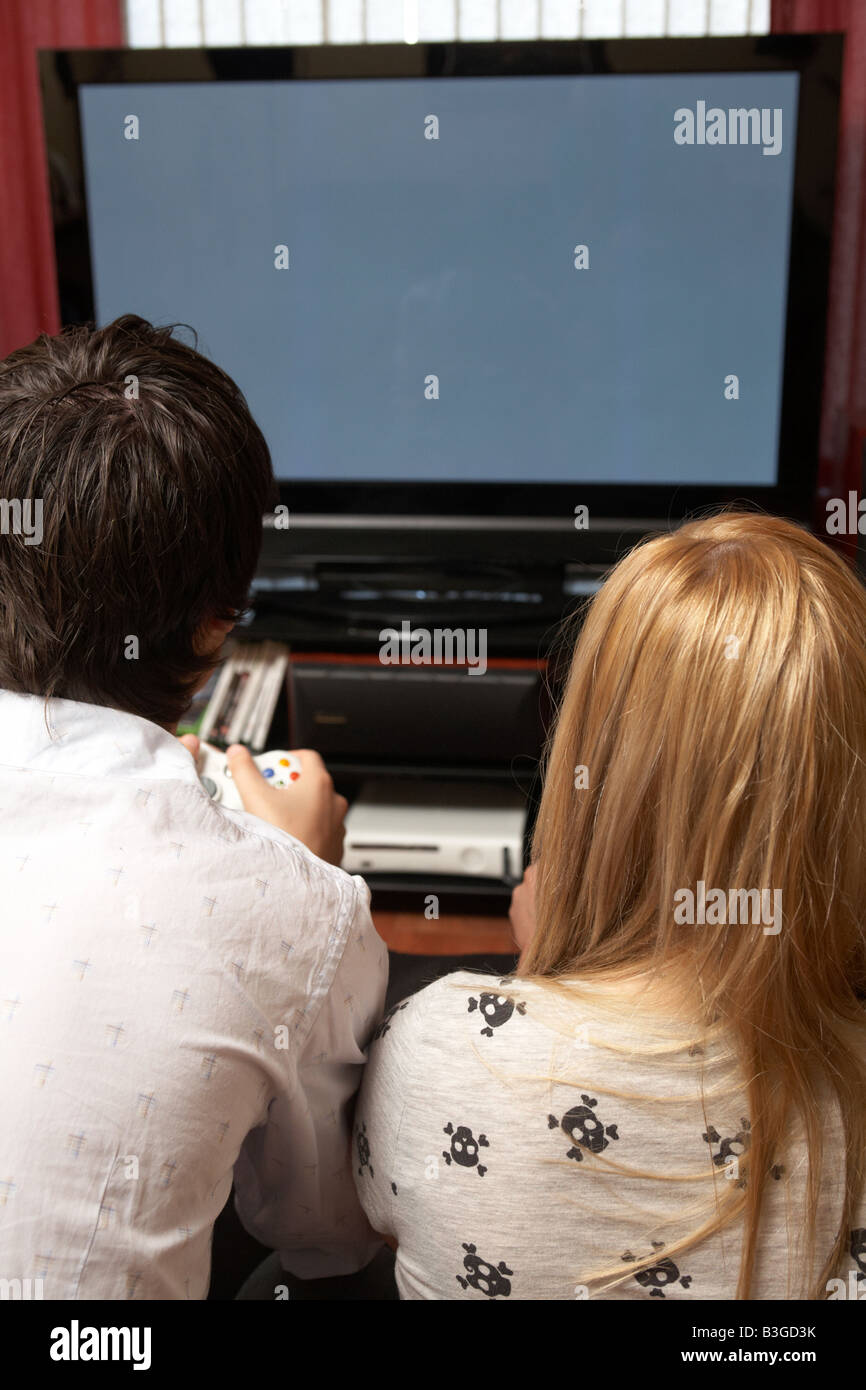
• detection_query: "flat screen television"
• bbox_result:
[40,36,842,566]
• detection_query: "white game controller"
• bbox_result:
[197,742,303,811]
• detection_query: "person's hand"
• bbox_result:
[509,862,538,959]
[225,744,348,866]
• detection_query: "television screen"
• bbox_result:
[79,71,798,488]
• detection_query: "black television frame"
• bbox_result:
[40,35,843,563]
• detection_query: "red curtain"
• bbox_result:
[0,0,122,360]
[773,0,866,515]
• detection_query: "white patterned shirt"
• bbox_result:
[0,690,388,1299]
[354,972,866,1300]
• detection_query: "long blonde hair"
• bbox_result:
[524,510,866,1298]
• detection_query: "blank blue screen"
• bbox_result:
[80,72,798,486]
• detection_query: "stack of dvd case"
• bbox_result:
[179,641,290,751]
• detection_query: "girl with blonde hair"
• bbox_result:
[354,511,866,1300]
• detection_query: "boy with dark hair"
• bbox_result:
[0,315,387,1298]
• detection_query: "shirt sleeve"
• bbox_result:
[351,985,429,1241]
[232,877,389,1278]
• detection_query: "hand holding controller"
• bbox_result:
[198,743,303,811]
[196,741,347,865]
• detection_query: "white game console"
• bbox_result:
[341,779,526,881]
[197,743,302,811]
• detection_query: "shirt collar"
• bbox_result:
[0,689,200,783]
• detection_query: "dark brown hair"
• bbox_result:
[0,314,276,726]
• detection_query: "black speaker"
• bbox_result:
[289,657,544,775]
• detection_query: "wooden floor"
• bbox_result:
[373,909,514,955]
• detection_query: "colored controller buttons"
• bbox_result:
[197,745,302,812]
